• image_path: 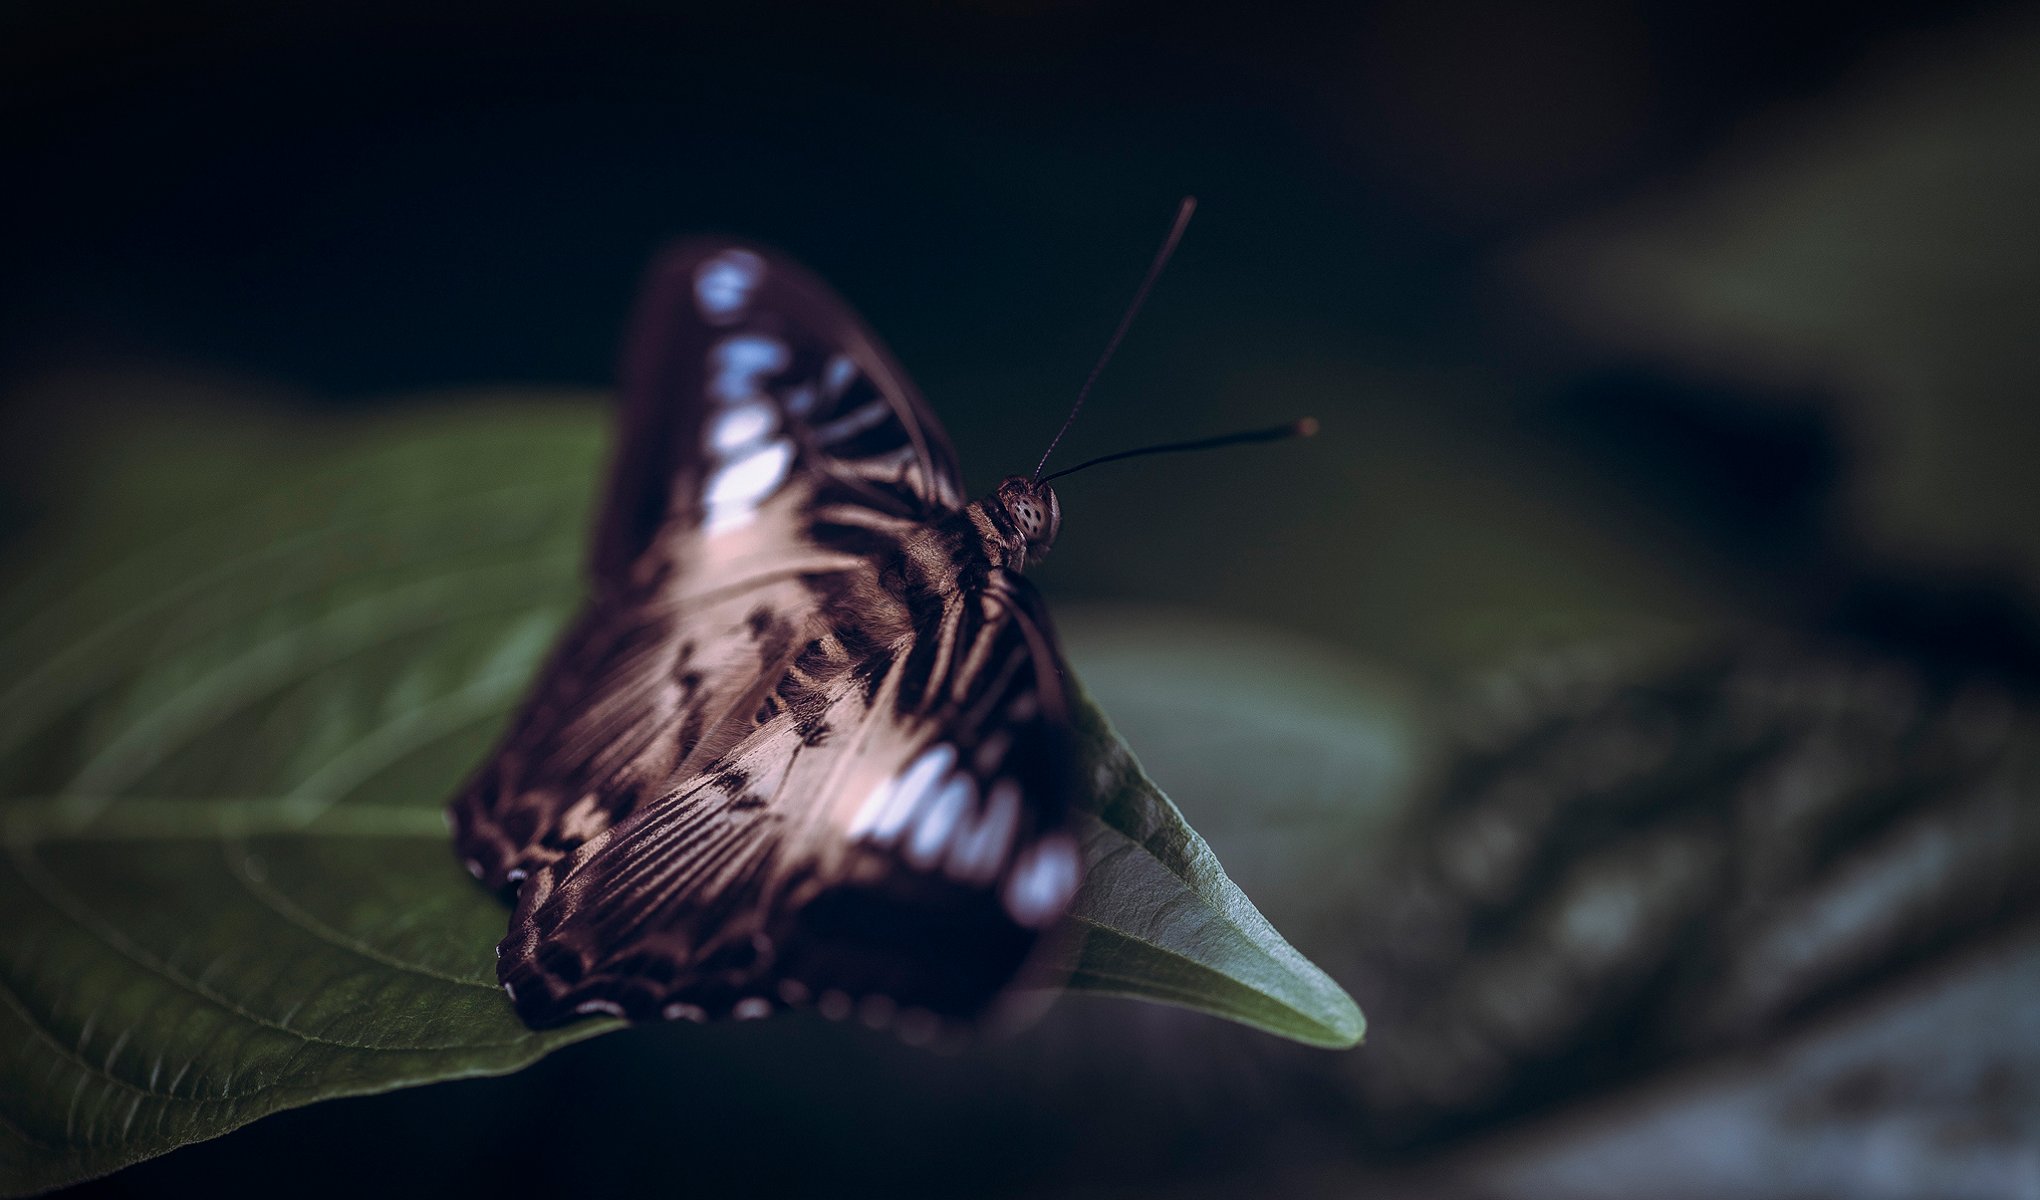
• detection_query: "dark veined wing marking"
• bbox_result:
[451,240,968,893]
[498,568,1085,1030]
[454,236,1090,1031]
[597,238,966,585]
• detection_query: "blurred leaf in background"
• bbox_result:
[6,0,2040,1196]
[0,397,1364,1195]
[1517,11,2040,589]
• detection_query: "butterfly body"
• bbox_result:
[452,242,1084,1030]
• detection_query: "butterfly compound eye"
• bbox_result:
[996,477,1060,562]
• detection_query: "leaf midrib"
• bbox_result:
[5,798,1361,1040]
[1064,913,1358,1047]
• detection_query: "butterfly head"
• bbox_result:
[990,476,1061,565]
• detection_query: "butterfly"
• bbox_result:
[450,201,1304,1033]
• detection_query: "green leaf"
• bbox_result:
[0,397,1361,1195]
[1052,693,1365,1049]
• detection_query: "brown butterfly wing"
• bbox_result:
[498,569,1087,1028]
[451,241,965,892]
[594,238,965,588]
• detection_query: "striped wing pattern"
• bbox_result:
[500,570,1083,1028]
[452,240,962,892]
[453,242,1086,1029]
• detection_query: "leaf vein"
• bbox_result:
[0,973,221,1104]
[59,556,577,807]
[5,838,522,1055]
[218,838,496,991]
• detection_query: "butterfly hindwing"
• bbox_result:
[498,568,1086,1027]
[451,241,967,891]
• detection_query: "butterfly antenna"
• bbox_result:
[1038,417,1318,484]
[1033,196,1199,482]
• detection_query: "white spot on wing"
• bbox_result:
[823,354,857,397]
[708,400,777,453]
[907,774,975,868]
[576,999,626,1017]
[1003,833,1081,927]
[663,1002,707,1023]
[948,779,1020,884]
[693,250,764,323]
[703,440,794,533]
[846,774,897,838]
[732,997,772,1020]
[709,334,790,403]
[869,744,957,845]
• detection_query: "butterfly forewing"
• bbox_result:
[598,239,965,587]
[454,240,1086,1029]
[452,241,967,891]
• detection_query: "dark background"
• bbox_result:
[11,0,2031,681]
[7,1,2039,1196]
